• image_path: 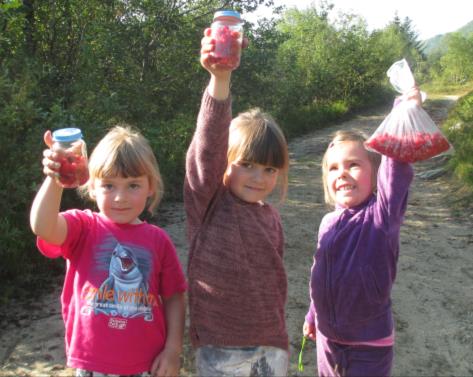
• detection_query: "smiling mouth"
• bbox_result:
[245,186,264,191]
[337,185,355,191]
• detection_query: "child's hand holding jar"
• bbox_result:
[209,10,244,70]
[43,128,89,188]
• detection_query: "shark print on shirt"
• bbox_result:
[80,235,158,323]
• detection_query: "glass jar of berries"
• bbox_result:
[52,127,89,188]
[210,10,244,70]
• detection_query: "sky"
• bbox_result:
[247,0,473,40]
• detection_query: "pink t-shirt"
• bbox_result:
[37,209,187,375]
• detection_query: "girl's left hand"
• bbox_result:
[150,348,180,377]
[302,320,316,342]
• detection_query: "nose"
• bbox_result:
[113,188,127,202]
[336,167,349,180]
[251,167,265,182]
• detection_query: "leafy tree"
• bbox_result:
[439,33,473,84]
[0,0,275,302]
[233,16,287,113]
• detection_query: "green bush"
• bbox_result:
[143,113,195,201]
[444,91,473,187]
[0,71,65,302]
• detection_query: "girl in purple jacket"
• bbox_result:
[303,90,421,376]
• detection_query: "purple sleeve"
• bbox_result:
[375,156,414,229]
[305,301,316,325]
[184,88,232,232]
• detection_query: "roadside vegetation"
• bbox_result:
[0,0,471,304]
[443,92,473,206]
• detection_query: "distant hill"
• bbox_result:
[422,20,473,55]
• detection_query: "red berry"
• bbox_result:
[211,25,242,70]
[57,151,88,188]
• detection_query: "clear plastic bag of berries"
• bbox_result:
[365,59,452,163]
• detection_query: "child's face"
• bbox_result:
[226,160,279,204]
[326,141,373,208]
[91,175,153,224]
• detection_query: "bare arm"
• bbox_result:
[29,131,68,245]
[151,292,186,376]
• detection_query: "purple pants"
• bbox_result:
[316,332,394,377]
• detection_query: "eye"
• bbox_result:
[237,161,253,169]
[265,167,278,174]
[129,183,140,190]
[328,165,337,172]
[350,162,359,168]
[102,183,114,191]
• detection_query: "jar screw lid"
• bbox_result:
[52,127,83,142]
[213,10,242,20]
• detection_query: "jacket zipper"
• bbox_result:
[326,213,344,335]
[325,244,336,326]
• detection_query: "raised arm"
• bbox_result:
[375,87,422,228]
[30,130,67,245]
[375,156,413,228]
[183,29,234,227]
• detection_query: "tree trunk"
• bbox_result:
[23,0,36,56]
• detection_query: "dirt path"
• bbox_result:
[1,97,472,376]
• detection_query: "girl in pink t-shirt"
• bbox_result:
[30,125,187,376]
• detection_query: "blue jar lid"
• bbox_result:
[52,127,83,142]
[213,10,241,20]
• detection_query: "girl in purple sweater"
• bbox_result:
[303,90,422,376]
[303,89,421,376]
[184,29,290,376]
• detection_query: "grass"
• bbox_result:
[421,81,473,98]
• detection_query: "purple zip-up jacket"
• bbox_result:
[306,156,413,342]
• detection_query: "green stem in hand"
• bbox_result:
[298,336,307,372]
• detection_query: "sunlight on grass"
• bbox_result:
[422,81,473,98]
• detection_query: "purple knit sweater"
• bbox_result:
[184,89,288,351]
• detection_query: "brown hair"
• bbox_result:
[224,108,289,202]
[81,124,164,213]
[321,130,381,206]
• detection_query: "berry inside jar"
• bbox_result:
[57,151,89,188]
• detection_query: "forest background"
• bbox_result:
[1,0,472,304]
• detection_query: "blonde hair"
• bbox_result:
[322,130,381,206]
[224,108,289,202]
[81,124,163,213]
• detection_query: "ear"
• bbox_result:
[88,180,97,200]
[223,164,233,186]
[147,178,155,198]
